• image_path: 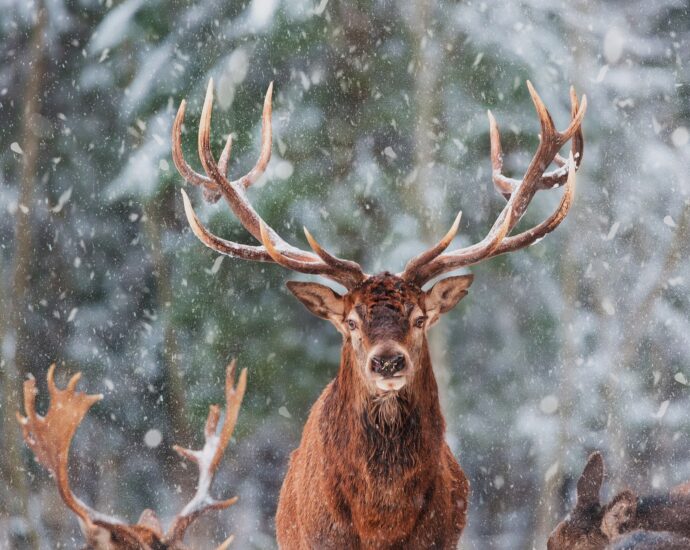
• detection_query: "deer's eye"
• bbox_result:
[347,319,357,331]
[414,316,427,328]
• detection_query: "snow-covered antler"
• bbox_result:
[166,359,247,544]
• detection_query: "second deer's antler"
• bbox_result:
[17,362,246,549]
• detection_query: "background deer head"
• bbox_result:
[549,452,690,550]
[548,452,635,550]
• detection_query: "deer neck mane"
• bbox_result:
[321,339,445,476]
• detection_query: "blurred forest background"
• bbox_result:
[1,0,689,548]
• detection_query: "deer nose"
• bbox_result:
[371,354,406,377]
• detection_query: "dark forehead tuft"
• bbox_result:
[349,272,421,313]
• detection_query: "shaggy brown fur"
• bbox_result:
[549,452,690,550]
[276,273,471,549]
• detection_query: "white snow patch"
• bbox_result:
[671,127,688,148]
[51,187,73,213]
[274,160,294,180]
[144,429,162,448]
[312,0,329,16]
[603,27,625,63]
[540,395,559,415]
[604,221,620,241]
[594,65,609,83]
[89,0,146,53]
[663,215,676,228]
[67,308,78,323]
[248,0,278,30]
[601,298,616,316]
[653,400,670,419]
[544,461,559,482]
[383,146,397,160]
[206,256,224,275]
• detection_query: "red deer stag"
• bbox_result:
[16,361,247,549]
[173,79,586,548]
[548,452,690,550]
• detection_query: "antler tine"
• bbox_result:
[400,212,462,280]
[489,152,577,259]
[537,87,584,189]
[18,363,249,549]
[173,99,222,203]
[197,79,296,251]
[488,84,586,200]
[260,222,365,288]
[166,360,247,544]
[415,153,578,283]
[402,198,516,285]
[175,79,367,289]
[234,82,273,189]
[404,83,586,286]
[488,110,513,200]
[181,189,275,262]
[16,365,160,549]
[303,226,367,280]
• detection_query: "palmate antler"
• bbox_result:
[17,362,247,550]
[175,80,585,288]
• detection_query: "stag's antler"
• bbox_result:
[166,360,246,543]
[17,362,246,549]
[401,82,586,286]
[174,80,585,289]
[173,79,366,289]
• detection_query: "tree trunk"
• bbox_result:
[0,5,46,549]
[143,196,194,489]
[532,230,579,546]
[403,0,457,429]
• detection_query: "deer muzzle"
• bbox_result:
[371,353,406,377]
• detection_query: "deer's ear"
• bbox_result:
[424,275,474,326]
[287,281,344,327]
[576,452,604,509]
[601,490,637,540]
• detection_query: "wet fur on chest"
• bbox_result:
[360,393,424,477]
[320,384,441,496]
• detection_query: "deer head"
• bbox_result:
[550,453,690,550]
[285,273,472,394]
[173,79,586,397]
[16,362,246,550]
[548,452,638,550]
